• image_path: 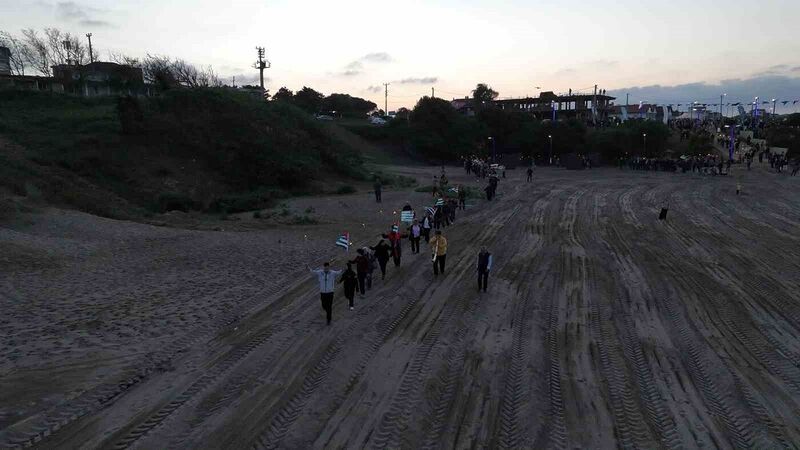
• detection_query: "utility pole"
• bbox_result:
[86,33,93,63]
[254,47,270,92]
[431,87,435,98]
[592,84,598,126]
[232,76,236,88]
[383,83,390,115]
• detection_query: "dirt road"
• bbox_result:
[2,165,800,449]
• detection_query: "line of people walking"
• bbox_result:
[308,169,500,325]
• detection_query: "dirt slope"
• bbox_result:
[2,163,800,449]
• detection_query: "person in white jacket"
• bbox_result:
[307,262,342,325]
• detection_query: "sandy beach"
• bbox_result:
[2,162,800,448]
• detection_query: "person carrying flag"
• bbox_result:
[430,230,448,277]
[307,261,342,325]
[339,263,358,310]
[458,186,466,210]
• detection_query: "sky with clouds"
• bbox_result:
[3,0,800,112]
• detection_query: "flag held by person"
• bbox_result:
[336,232,350,250]
[435,198,445,207]
[426,206,437,216]
[401,211,414,223]
[391,224,399,232]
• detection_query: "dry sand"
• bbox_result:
[1,162,800,449]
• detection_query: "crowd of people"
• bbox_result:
[308,167,499,325]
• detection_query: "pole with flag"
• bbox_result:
[336,231,351,252]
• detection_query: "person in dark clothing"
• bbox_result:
[349,249,369,297]
[477,247,493,292]
[366,249,377,289]
[369,239,392,279]
[484,184,493,201]
[373,180,382,203]
[339,263,358,310]
[433,207,443,230]
[526,167,533,182]
[448,199,457,223]
[458,186,466,210]
[442,201,451,227]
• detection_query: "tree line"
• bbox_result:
[272,86,377,118]
[351,83,673,163]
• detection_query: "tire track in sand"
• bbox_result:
[367,205,522,450]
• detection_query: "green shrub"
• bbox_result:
[414,185,435,193]
[335,185,356,195]
[289,214,318,225]
[156,192,199,213]
[208,189,280,214]
[372,171,417,188]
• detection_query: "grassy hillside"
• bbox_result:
[0,89,373,219]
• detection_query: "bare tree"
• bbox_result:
[142,54,177,89]
[20,28,51,76]
[166,58,221,88]
[108,52,141,68]
[0,30,29,75]
[171,58,200,87]
[197,65,222,87]
[44,28,88,66]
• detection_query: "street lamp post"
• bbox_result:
[720,93,726,128]
[548,134,553,165]
[753,96,759,137]
[643,133,647,156]
[725,124,735,161]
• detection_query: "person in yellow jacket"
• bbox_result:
[430,230,448,276]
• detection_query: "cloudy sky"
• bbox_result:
[3,0,800,112]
